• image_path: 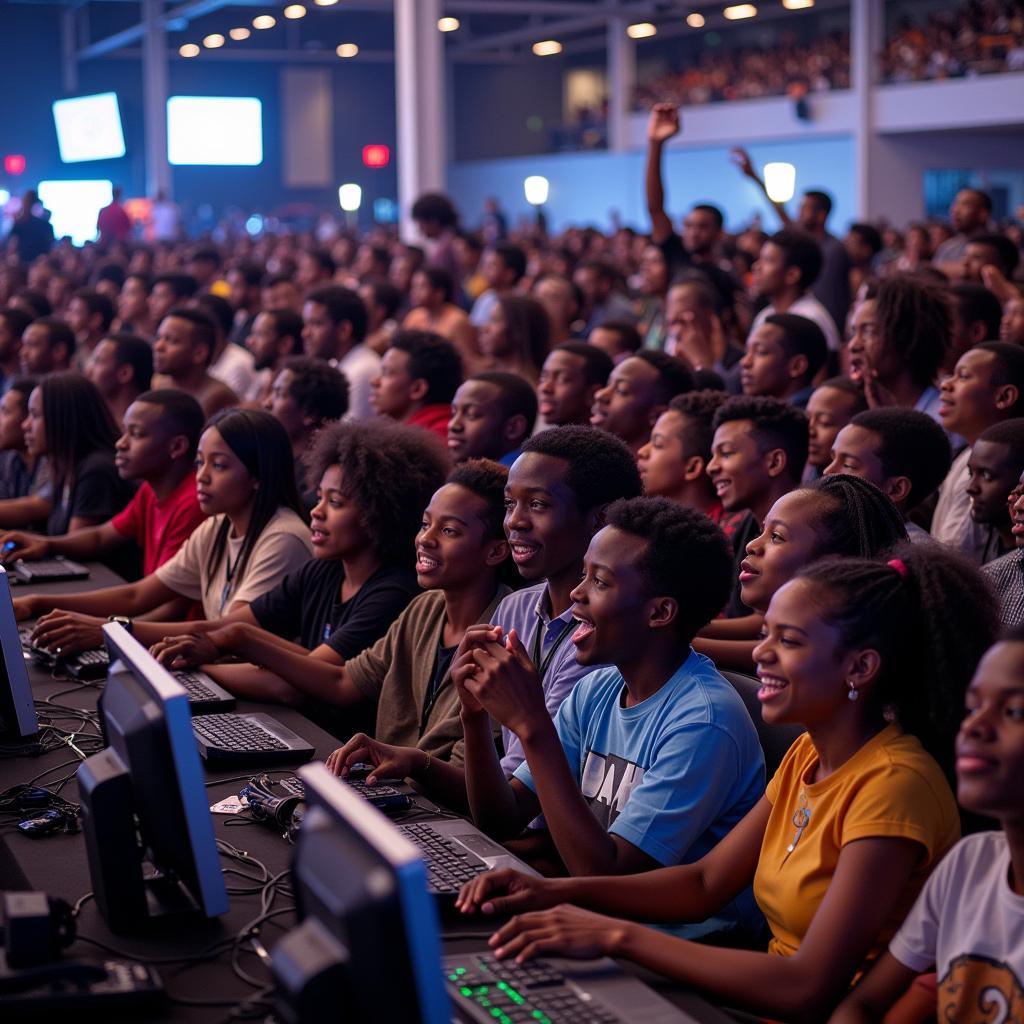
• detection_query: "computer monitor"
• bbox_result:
[77,623,228,933]
[0,567,37,741]
[272,763,450,1024]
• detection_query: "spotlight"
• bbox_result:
[336,42,358,57]
[532,40,562,56]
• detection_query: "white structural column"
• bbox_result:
[142,0,172,199]
[607,17,635,154]
[394,0,447,238]
[851,0,882,217]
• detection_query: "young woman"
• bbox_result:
[18,374,136,536]
[16,408,312,652]
[479,295,550,385]
[149,418,448,691]
[456,544,996,1022]
[159,461,512,789]
[696,473,908,670]
[831,627,1024,1023]
[0,377,40,502]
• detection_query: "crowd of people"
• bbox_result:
[2,95,1024,1022]
[634,0,1024,112]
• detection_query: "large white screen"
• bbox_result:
[37,180,113,247]
[52,93,126,163]
[167,96,263,166]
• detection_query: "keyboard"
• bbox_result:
[278,772,411,811]
[0,957,164,1013]
[172,670,236,713]
[12,557,90,583]
[444,953,623,1024]
[192,712,315,767]
[398,822,490,895]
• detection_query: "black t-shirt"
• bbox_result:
[658,233,738,314]
[45,449,136,536]
[249,559,420,659]
[725,510,761,619]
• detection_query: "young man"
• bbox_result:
[532,273,582,347]
[453,495,764,909]
[0,308,31,394]
[589,319,642,365]
[358,277,402,354]
[933,187,992,268]
[245,308,303,404]
[983,473,1024,627]
[327,427,646,816]
[19,316,74,375]
[370,329,462,441]
[707,395,809,616]
[934,341,1024,562]
[66,289,115,369]
[263,356,349,498]
[961,233,1020,285]
[152,307,238,418]
[448,372,537,466]
[536,342,613,428]
[1001,293,1024,347]
[946,282,1004,372]
[296,250,335,293]
[844,222,883,299]
[85,332,153,427]
[194,292,258,403]
[638,389,730,521]
[148,273,199,330]
[574,261,637,338]
[825,408,952,542]
[262,272,302,315]
[965,419,1024,565]
[0,389,205,575]
[302,284,380,420]
[469,242,527,328]
[590,350,693,455]
[804,376,867,480]
[749,229,841,353]
[225,261,264,346]
[117,273,153,337]
[739,313,828,408]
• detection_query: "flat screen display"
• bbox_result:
[37,180,113,246]
[167,96,263,166]
[52,93,126,163]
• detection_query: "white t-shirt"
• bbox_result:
[210,343,257,403]
[337,343,382,421]
[156,507,312,618]
[750,292,842,352]
[889,831,1024,1019]
[931,445,988,563]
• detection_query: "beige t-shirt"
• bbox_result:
[156,507,312,618]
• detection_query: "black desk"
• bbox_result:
[1,565,734,1023]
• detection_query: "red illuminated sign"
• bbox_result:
[362,144,390,169]
[4,154,26,176]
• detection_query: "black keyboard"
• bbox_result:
[398,822,489,895]
[277,772,411,811]
[444,953,623,1024]
[0,957,164,1014]
[173,670,236,712]
[13,558,90,583]
[191,712,315,767]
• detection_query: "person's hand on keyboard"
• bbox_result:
[456,867,562,918]
[0,530,50,562]
[325,732,425,784]
[30,610,105,655]
[150,632,223,670]
[488,904,628,964]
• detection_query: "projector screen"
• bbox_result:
[167,97,263,166]
[37,180,113,247]
[52,93,126,163]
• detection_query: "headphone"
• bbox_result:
[240,775,303,833]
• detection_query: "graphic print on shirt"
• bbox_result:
[579,750,645,829]
[938,953,1024,1024]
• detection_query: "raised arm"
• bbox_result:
[645,104,681,244]
[731,146,793,226]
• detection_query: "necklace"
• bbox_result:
[783,786,812,863]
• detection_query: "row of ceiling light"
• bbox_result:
[178,0,814,59]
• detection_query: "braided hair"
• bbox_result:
[803,474,908,559]
[796,542,997,778]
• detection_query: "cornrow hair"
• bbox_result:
[604,496,732,642]
[804,473,908,558]
[797,541,997,780]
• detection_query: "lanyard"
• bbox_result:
[531,612,575,683]
[218,545,242,615]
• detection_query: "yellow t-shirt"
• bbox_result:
[754,723,959,961]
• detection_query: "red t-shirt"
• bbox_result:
[111,475,206,576]
[406,403,451,442]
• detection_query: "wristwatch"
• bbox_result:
[108,615,134,636]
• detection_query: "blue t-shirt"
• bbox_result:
[514,648,764,865]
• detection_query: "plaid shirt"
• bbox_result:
[982,548,1024,628]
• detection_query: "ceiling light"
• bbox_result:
[782,0,814,7]
[438,16,460,32]
[252,14,276,28]
[686,13,705,28]
[532,39,562,56]
[202,33,225,47]
[764,162,796,203]
[336,42,358,57]
[314,0,338,5]
[627,22,657,39]
[229,27,251,40]
[283,4,306,18]
[179,42,200,56]
[723,4,757,19]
